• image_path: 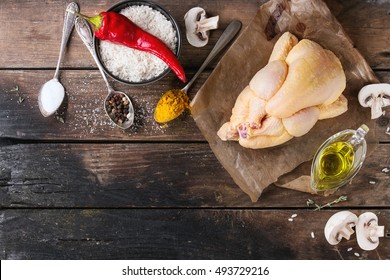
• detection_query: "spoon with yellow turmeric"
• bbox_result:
[154,20,242,123]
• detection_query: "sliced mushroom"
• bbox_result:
[358,83,390,119]
[184,7,219,47]
[356,212,384,251]
[324,211,358,245]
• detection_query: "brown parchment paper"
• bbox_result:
[190,0,379,202]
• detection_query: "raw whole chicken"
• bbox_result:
[217,32,348,149]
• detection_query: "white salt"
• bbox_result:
[39,79,64,115]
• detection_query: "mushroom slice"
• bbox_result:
[324,211,358,245]
[184,7,219,47]
[358,83,390,119]
[356,212,385,251]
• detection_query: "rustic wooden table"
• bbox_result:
[0,0,389,260]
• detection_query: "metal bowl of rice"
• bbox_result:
[94,0,182,85]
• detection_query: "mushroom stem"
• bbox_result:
[366,219,384,243]
[371,94,385,119]
[339,224,355,240]
[197,16,219,33]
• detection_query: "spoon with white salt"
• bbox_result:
[38,2,78,117]
[75,17,134,129]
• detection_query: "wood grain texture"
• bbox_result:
[329,0,390,70]
[1,70,390,142]
[0,0,390,261]
[0,142,388,208]
[0,0,389,142]
[0,0,389,69]
[0,0,262,69]
[0,70,205,141]
[1,209,389,259]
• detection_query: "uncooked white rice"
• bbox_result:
[99,5,177,82]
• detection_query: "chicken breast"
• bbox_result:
[266,40,346,118]
[218,32,347,149]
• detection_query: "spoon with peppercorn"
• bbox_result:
[75,17,134,129]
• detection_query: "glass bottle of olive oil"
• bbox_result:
[311,124,369,192]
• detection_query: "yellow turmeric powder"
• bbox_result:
[154,89,190,123]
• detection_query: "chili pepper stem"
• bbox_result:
[66,9,103,30]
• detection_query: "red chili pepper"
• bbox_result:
[79,11,186,83]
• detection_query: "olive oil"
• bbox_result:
[316,142,354,189]
[311,124,369,192]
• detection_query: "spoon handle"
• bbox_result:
[75,17,114,92]
[53,2,78,80]
[182,20,242,93]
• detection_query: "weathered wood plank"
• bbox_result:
[0,142,388,208]
[1,209,389,259]
[1,69,389,141]
[0,70,205,141]
[0,0,389,262]
[329,0,390,70]
[0,0,389,70]
[0,0,262,69]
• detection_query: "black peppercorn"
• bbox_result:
[105,93,130,126]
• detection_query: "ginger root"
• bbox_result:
[217,32,347,149]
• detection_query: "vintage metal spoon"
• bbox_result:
[154,20,242,123]
[75,17,134,129]
[38,2,78,117]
